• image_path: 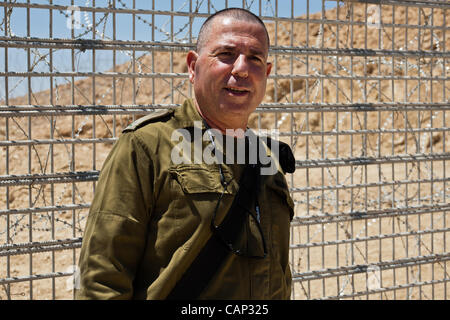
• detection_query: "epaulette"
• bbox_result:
[122,109,174,133]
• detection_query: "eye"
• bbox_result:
[218,51,233,57]
[250,55,264,63]
[215,51,236,62]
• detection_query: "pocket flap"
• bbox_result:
[169,164,238,194]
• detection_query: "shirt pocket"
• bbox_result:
[168,163,237,195]
[167,164,239,250]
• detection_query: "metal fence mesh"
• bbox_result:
[0,0,449,300]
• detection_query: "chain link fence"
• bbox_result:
[0,0,449,299]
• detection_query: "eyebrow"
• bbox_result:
[249,48,266,57]
[211,44,266,58]
[211,45,236,53]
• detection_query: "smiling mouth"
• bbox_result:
[224,87,250,94]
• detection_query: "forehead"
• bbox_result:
[203,17,269,53]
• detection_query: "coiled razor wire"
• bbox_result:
[0,0,449,299]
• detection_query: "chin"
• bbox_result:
[221,105,253,119]
[221,101,256,113]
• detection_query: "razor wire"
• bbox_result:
[0,0,449,300]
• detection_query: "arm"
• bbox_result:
[75,132,153,299]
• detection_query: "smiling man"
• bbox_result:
[187,11,272,133]
[76,8,295,300]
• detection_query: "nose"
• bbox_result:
[231,54,249,79]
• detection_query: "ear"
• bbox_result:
[266,61,272,77]
[186,51,198,84]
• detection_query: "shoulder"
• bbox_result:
[122,109,175,133]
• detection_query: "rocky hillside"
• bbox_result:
[3,4,448,154]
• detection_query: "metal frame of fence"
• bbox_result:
[0,0,449,300]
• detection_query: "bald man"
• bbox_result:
[76,8,294,300]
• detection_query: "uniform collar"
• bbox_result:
[176,99,276,165]
[175,98,206,130]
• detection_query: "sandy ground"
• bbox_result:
[1,3,449,299]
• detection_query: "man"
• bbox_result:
[76,8,295,300]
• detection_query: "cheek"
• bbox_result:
[251,65,269,82]
[196,63,224,84]
[210,63,231,79]
[253,74,268,93]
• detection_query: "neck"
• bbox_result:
[194,100,247,138]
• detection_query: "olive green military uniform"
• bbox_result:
[76,99,294,300]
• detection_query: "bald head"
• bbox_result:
[196,8,270,54]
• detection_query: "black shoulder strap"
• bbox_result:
[166,163,259,300]
[265,138,296,174]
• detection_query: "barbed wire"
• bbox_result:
[0,0,449,299]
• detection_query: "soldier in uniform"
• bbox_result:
[76,7,295,300]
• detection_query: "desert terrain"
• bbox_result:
[1,3,449,299]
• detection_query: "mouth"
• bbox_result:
[224,86,250,96]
